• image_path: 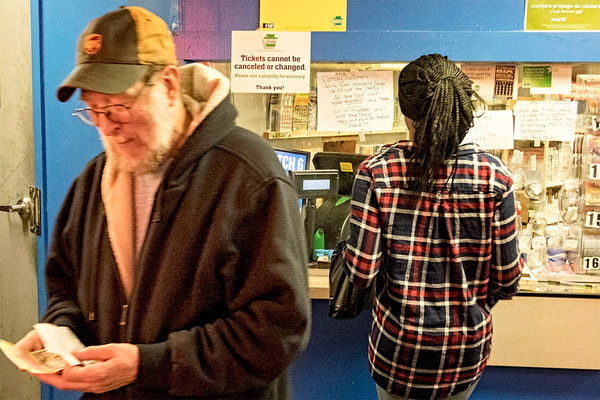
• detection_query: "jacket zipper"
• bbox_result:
[119,304,129,326]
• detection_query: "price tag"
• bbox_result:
[583,257,600,270]
[589,163,600,180]
[585,211,600,228]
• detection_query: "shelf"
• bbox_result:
[265,129,408,140]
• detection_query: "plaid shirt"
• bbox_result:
[345,142,523,399]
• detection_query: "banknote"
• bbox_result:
[1,323,85,374]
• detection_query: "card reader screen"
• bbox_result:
[303,179,331,191]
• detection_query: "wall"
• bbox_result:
[173,0,600,62]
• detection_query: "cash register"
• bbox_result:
[289,151,368,264]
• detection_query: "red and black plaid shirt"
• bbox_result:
[345,142,523,399]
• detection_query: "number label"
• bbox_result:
[589,163,600,180]
[585,211,600,228]
[583,257,600,270]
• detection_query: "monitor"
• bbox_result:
[289,170,339,199]
[274,148,311,172]
[274,147,311,208]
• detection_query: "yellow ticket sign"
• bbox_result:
[525,0,600,31]
[260,0,346,31]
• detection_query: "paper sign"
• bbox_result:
[317,71,394,132]
[260,0,347,31]
[231,31,310,93]
[514,101,577,141]
[461,64,518,100]
[461,63,496,100]
[462,110,515,150]
[523,65,552,89]
[571,75,600,100]
[530,64,573,95]
[494,65,518,99]
[525,0,600,31]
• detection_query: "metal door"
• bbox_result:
[0,0,41,398]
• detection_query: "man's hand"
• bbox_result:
[13,330,45,368]
[33,343,139,394]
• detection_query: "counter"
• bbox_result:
[308,268,600,370]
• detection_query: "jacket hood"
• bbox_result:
[179,63,231,135]
[166,64,239,183]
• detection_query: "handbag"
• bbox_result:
[328,239,376,319]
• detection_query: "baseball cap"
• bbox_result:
[57,6,177,102]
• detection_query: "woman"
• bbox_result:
[344,54,524,400]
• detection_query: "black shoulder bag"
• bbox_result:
[328,239,376,319]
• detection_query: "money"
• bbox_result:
[1,323,86,374]
[0,340,64,374]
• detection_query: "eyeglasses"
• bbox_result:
[72,73,155,127]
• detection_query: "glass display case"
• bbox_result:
[208,60,600,297]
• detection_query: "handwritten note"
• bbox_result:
[462,110,514,149]
[317,71,394,132]
[514,101,577,141]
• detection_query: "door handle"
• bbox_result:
[0,203,29,214]
[0,187,41,235]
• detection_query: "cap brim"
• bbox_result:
[56,63,151,102]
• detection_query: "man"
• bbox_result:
[15,6,310,399]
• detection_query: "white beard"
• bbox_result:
[101,88,176,175]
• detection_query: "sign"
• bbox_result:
[522,65,552,89]
[316,71,394,132]
[231,31,310,93]
[589,163,600,180]
[260,0,347,31]
[461,63,518,100]
[583,257,600,270]
[513,101,577,141]
[522,64,573,95]
[494,65,517,99]
[462,110,514,150]
[571,81,600,100]
[461,63,496,100]
[585,211,600,228]
[525,0,600,31]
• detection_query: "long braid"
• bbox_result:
[398,54,484,194]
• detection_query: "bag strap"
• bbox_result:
[339,213,351,243]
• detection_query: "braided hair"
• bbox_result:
[397,54,484,194]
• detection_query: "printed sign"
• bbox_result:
[231,31,310,93]
[513,101,577,141]
[461,64,518,100]
[316,71,394,132]
[260,0,347,31]
[522,66,552,89]
[583,257,600,270]
[461,63,496,100]
[525,0,600,31]
[523,64,573,95]
[494,65,517,99]
[589,163,600,180]
[585,211,600,228]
